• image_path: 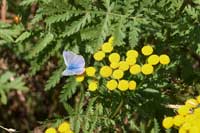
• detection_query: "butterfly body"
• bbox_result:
[62,51,85,76]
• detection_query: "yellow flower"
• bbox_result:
[185,98,198,108]
[189,126,200,133]
[194,108,200,115]
[106,80,118,91]
[109,53,120,63]
[159,54,170,65]
[110,62,119,69]
[129,64,141,75]
[177,105,191,115]
[112,69,124,79]
[147,54,159,65]
[45,127,57,133]
[141,45,153,56]
[118,80,129,91]
[102,42,113,53]
[196,95,200,103]
[126,50,138,58]
[85,67,96,77]
[173,115,185,127]
[108,36,114,44]
[179,126,187,133]
[93,51,105,61]
[129,80,137,90]
[162,117,174,129]
[75,74,85,82]
[88,81,98,91]
[118,61,129,71]
[125,56,136,65]
[141,64,154,75]
[58,122,71,133]
[100,66,112,78]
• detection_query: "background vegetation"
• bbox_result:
[0,0,200,132]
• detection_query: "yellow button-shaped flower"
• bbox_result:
[75,74,85,82]
[129,64,141,75]
[93,51,105,61]
[112,69,124,79]
[141,64,154,75]
[88,81,98,91]
[159,54,170,65]
[106,80,118,91]
[179,126,187,133]
[196,95,200,103]
[173,115,185,127]
[194,108,200,115]
[126,56,136,65]
[100,66,112,78]
[118,80,129,91]
[109,53,120,63]
[162,117,174,129]
[108,36,114,44]
[126,50,138,58]
[147,54,159,65]
[129,80,137,90]
[185,98,198,108]
[45,128,57,133]
[118,61,129,71]
[177,105,191,115]
[58,122,70,133]
[141,45,153,56]
[85,67,96,77]
[110,62,119,69]
[102,42,113,53]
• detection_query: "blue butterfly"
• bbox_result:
[62,51,85,76]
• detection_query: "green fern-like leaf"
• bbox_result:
[28,32,54,59]
[59,77,78,102]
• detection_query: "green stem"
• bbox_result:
[111,93,124,118]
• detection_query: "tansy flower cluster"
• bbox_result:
[45,121,73,133]
[162,96,200,133]
[75,36,170,92]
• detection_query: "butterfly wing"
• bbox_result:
[63,51,85,68]
[62,51,85,76]
[62,67,85,76]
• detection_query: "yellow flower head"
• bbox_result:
[125,56,136,65]
[159,54,170,65]
[93,51,105,61]
[118,80,129,91]
[129,80,137,90]
[141,45,153,56]
[109,53,120,63]
[102,42,113,53]
[118,61,129,71]
[108,36,114,44]
[185,98,198,108]
[141,64,154,75]
[88,81,98,91]
[100,66,112,78]
[112,69,124,79]
[45,127,57,133]
[173,115,185,127]
[177,105,191,115]
[106,80,118,91]
[162,117,174,129]
[147,54,159,65]
[194,108,200,115]
[196,95,200,103]
[58,122,71,133]
[129,64,141,75]
[85,67,96,77]
[110,62,119,69]
[126,50,138,58]
[75,74,85,82]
